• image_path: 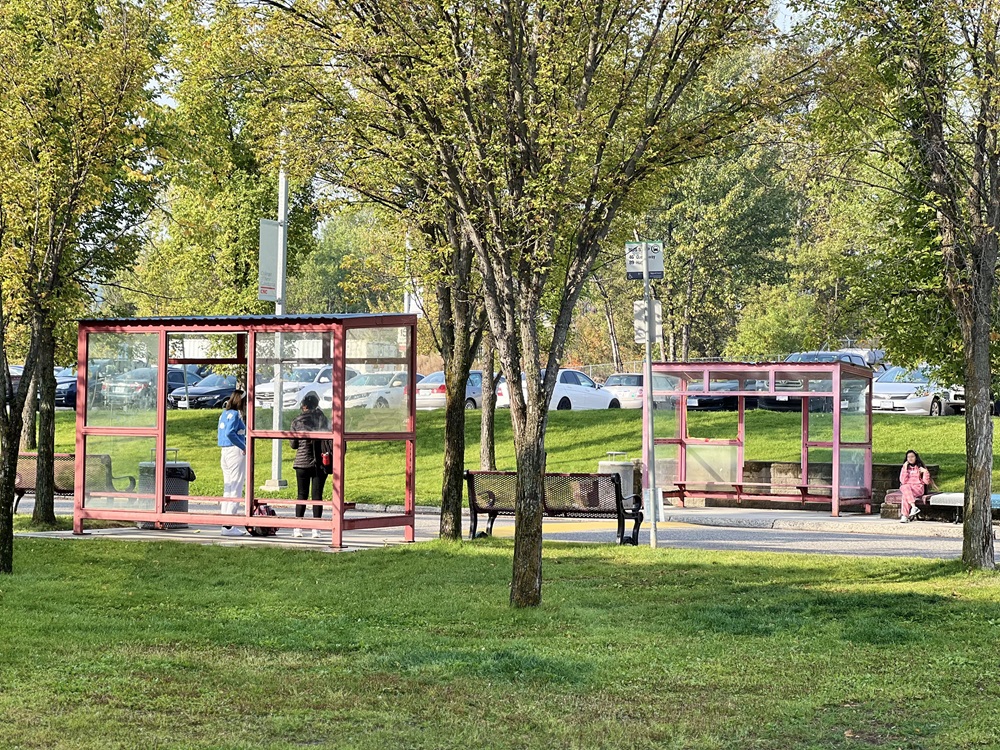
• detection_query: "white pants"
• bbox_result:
[220,445,245,517]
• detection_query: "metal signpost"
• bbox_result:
[260,170,290,489]
[626,241,663,549]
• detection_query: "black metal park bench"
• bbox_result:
[14,452,136,513]
[464,470,643,545]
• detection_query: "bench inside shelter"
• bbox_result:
[14,452,136,513]
[465,470,643,545]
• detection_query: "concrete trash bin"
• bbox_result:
[136,458,196,530]
[598,452,634,498]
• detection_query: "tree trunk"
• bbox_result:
[511,412,545,607]
[0,434,18,573]
[19,373,37,451]
[32,324,57,526]
[439,362,469,540]
[959,234,997,568]
[594,277,623,372]
[480,330,497,471]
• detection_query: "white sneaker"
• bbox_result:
[899,516,910,523]
[311,529,321,539]
[221,526,245,537]
[909,505,920,518]
[292,528,303,538]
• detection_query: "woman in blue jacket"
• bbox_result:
[217,389,247,536]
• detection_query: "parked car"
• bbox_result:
[759,351,870,411]
[254,366,333,409]
[496,369,621,410]
[167,373,240,409]
[873,366,964,416]
[331,371,418,410]
[103,367,202,408]
[601,373,644,409]
[415,370,484,409]
[4,364,24,402]
[686,378,759,411]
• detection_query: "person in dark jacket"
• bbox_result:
[290,393,329,538]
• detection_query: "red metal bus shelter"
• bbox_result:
[73,313,417,546]
[644,361,874,516]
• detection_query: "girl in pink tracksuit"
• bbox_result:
[899,450,931,522]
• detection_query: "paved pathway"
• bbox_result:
[16,496,989,559]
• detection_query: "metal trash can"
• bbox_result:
[598,451,634,498]
[137,449,195,530]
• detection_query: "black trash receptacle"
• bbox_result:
[137,461,196,530]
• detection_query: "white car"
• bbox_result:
[320,371,416,410]
[873,366,964,416]
[496,369,621,410]
[255,365,332,410]
[601,373,644,409]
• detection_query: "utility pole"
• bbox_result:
[264,169,289,489]
[641,242,659,549]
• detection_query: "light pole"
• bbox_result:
[264,169,289,489]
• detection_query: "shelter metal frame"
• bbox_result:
[643,361,874,516]
[73,314,417,546]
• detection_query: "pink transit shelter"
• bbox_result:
[73,314,417,546]
[644,361,874,516]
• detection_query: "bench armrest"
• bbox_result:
[111,474,137,492]
[622,493,642,510]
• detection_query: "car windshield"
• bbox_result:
[196,374,235,388]
[878,366,930,384]
[605,374,641,387]
[347,373,394,387]
[421,372,445,385]
[287,368,321,383]
[55,367,76,378]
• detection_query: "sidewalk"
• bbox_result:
[657,505,968,538]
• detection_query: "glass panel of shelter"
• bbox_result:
[252,332,334,432]
[343,326,412,434]
[85,332,159,427]
[83,434,156,510]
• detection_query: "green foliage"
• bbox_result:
[725,285,827,358]
[638,145,795,358]
[118,0,318,317]
[287,207,405,315]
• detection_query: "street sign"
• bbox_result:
[633,300,663,343]
[625,241,664,280]
[258,219,279,302]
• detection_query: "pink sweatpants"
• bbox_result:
[900,483,924,517]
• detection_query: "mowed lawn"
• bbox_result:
[53,409,997,503]
[2,538,1000,749]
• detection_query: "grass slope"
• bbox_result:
[2,539,999,749]
[53,410,994,504]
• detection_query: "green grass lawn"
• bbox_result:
[53,409,996,504]
[2,538,1000,749]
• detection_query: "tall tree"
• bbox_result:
[813,0,1000,567]
[0,0,161,569]
[260,0,792,605]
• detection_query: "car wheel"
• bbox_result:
[557,397,571,410]
[374,397,389,409]
[608,399,621,409]
[930,398,942,417]
[464,398,476,409]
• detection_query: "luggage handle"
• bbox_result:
[149,448,180,462]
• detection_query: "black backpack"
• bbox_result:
[246,502,279,537]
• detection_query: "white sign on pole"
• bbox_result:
[633,300,663,343]
[258,219,280,302]
[625,241,664,280]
